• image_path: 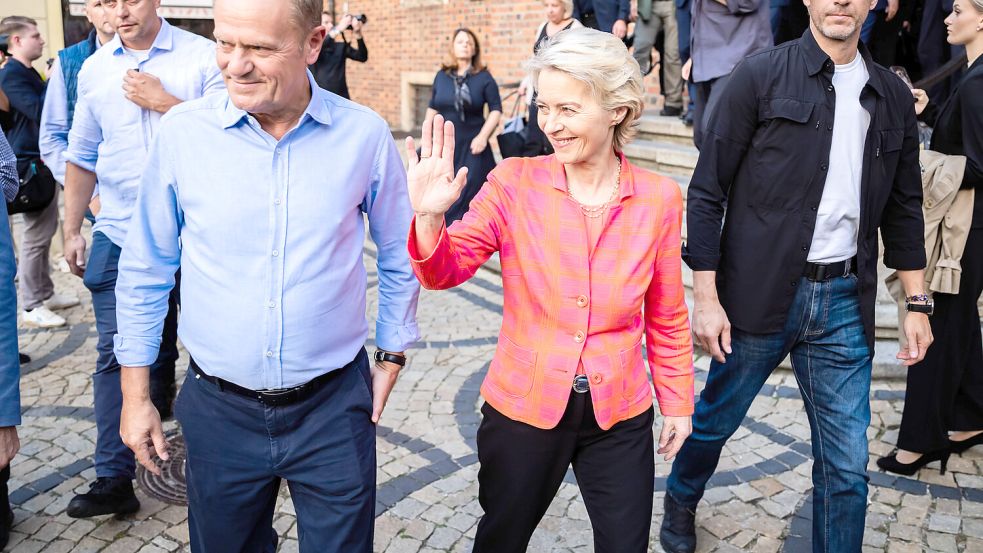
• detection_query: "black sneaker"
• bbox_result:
[0,504,12,550]
[66,477,140,518]
[660,493,697,553]
[660,106,683,117]
[18,353,30,364]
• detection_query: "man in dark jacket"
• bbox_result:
[574,0,631,38]
[0,16,79,330]
[659,0,933,550]
[309,12,367,99]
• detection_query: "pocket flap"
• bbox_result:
[880,129,904,153]
[761,98,815,124]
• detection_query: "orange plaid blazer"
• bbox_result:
[408,154,694,430]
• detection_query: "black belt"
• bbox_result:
[189,358,345,406]
[803,256,857,282]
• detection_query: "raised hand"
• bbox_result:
[405,113,468,218]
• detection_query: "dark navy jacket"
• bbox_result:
[0,58,45,158]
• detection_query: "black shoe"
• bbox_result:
[660,493,697,553]
[876,449,950,476]
[66,477,140,518]
[0,505,12,550]
[660,106,683,117]
[949,432,983,454]
[682,114,694,127]
[18,353,30,364]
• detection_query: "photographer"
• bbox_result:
[310,11,368,99]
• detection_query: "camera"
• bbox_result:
[346,13,367,29]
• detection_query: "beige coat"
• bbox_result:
[886,150,973,344]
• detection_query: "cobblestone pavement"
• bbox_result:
[6,230,983,553]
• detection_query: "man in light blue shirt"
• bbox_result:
[0,132,22,550]
[116,0,419,549]
[61,0,224,519]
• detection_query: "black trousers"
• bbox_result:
[472,393,655,553]
[868,10,903,67]
[898,227,983,453]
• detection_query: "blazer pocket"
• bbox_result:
[620,338,648,401]
[489,335,538,399]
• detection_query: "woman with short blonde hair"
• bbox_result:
[405,27,694,552]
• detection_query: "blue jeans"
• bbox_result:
[0,209,20,428]
[176,349,376,553]
[667,275,872,552]
[82,231,179,479]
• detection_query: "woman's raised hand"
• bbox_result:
[406,113,468,218]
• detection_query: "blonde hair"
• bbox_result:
[972,0,983,12]
[525,27,644,152]
[544,0,575,18]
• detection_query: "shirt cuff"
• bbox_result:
[63,151,96,174]
[375,320,421,353]
[883,248,927,271]
[113,335,162,368]
[657,401,695,417]
[406,217,447,264]
[681,251,720,272]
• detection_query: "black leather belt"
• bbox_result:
[803,256,857,282]
[189,358,344,406]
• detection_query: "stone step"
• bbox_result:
[623,137,699,174]
[636,113,695,146]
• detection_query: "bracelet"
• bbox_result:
[906,293,930,302]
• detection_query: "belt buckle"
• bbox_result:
[572,375,590,394]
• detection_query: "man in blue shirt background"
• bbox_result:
[61,0,224,519]
[115,0,419,548]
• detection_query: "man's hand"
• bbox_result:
[886,0,899,21]
[64,233,88,277]
[0,426,20,468]
[123,70,181,113]
[691,271,732,363]
[897,312,933,366]
[370,360,401,424]
[658,416,691,461]
[470,135,488,155]
[612,19,628,39]
[120,393,169,475]
[682,58,693,81]
[351,18,363,36]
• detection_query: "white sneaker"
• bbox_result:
[22,306,67,328]
[43,293,81,311]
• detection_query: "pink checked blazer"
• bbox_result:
[409,154,695,430]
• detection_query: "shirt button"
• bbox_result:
[802,245,808,251]
[576,295,589,308]
[811,205,818,211]
[827,85,834,92]
[591,373,603,384]
[573,331,585,343]
[791,281,798,287]
[274,199,281,205]
[265,350,273,357]
[827,125,833,131]
[272,250,279,257]
[820,164,828,171]
[267,301,276,308]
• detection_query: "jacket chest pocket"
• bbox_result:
[750,98,817,209]
[872,128,905,206]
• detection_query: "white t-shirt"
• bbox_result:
[808,53,871,263]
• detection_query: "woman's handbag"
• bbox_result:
[7,158,56,215]
[497,91,528,159]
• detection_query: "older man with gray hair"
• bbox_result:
[116,0,420,550]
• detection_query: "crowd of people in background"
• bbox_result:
[0,0,979,551]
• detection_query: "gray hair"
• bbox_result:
[525,27,644,151]
[290,0,321,36]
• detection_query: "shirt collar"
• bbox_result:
[220,70,334,130]
[548,151,636,200]
[110,17,174,56]
[799,29,887,97]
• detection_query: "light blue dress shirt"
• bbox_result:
[64,18,224,247]
[114,74,421,390]
[0,133,20,427]
[40,56,73,186]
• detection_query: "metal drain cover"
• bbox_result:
[136,430,187,505]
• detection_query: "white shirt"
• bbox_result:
[808,53,870,263]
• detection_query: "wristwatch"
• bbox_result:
[374,349,407,366]
[905,294,934,316]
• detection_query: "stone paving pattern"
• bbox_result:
[6,228,983,553]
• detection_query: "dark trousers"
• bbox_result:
[676,0,697,118]
[898,227,983,453]
[865,10,903,67]
[176,349,376,553]
[693,73,732,151]
[1,465,8,510]
[473,394,655,553]
[82,231,179,479]
[667,275,872,553]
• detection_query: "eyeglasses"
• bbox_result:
[101,0,145,8]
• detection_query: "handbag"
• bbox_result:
[496,91,528,160]
[7,158,56,215]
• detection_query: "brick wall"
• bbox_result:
[340,0,666,131]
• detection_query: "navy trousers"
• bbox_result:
[83,231,178,479]
[176,349,376,553]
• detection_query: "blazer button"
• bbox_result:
[573,331,585,343]
[576,295,589,308]
[591,373,603,384]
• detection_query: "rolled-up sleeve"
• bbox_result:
[113,126,183,367]
[646,181,695,416]
[881,98,927,270]
[40,57,70,185]
[364,126,420,353]
[64,70,102,173]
